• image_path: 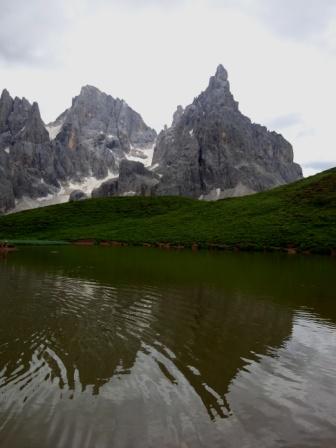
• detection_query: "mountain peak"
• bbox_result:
[21,101,49,144]
[31,101,42,117]
[208,64,230,92]
[0,89,14,133]
[152,65,302,199]
[215,64,228,81]
[172,105,184,127]
[80,85,103,97]
[1,88,12,101]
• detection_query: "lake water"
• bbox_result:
[0,246,335,448]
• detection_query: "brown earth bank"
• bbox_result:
[70,240,336,256]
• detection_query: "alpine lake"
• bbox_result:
[0,246,335,448]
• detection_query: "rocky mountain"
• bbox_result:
[152,65,302,199]
[0,66,303,213]
[94,65,302,201]
[0,86,157,213]
[0,89,53,213]
[48,85,157,181]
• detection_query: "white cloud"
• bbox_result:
[0,0,335,171]
[219,0,336,42]
[266,113,302,130]
[0,0,69,64]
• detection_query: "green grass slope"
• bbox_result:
[0,168,335,254]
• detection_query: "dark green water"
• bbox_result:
[0,246,335,448]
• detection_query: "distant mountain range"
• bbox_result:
[0,65,302,213]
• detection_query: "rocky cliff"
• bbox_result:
[0,67,303,213]
[49,85,157,182]
[0,89,54,213]
[94,65,302,201]
[0,86,157,213]
[151,65,302,199]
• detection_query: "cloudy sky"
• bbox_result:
[1,0,335,176]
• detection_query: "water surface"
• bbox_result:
[0,247,335,447]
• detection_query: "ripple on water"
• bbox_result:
[1,251,336,447]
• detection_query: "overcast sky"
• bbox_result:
[0,0,335,175]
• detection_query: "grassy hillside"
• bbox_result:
[0,168,335,254]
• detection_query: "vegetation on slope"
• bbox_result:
[0,168,335,254]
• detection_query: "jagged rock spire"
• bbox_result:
[208,64,231,92]
[0,89,13,133]
[21,102,50,144]
[1,88,11,100]
[172,105,184,127]
[215,64,228,81]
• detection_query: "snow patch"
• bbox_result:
[201,184,255,201]
[126,143,155,167]
[37,194,54,203]
[46,123,62,140]
[189,129,194,136]
[11,171,118,213]
[4,147,10,154]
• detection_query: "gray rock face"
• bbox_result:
[49,85,157,182]
[92,160,160,198]
[0,86,157,213]
[152,65,303,199]
[118,160,160,195]
[0,176,15,214]
[69,190,88,202]
[0,90,57,213]
[92,178,119,199]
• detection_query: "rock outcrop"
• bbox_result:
[92,160,160,198]
[69,190,88,202]
[152,65,302,198]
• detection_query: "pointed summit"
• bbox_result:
[215,64,228,81]
[0,89,13,133]
[172,105,184,127]
[1,88,12,101]
[72,85,108,111]
[31,101,42,118]
[208,64,230,92]
[22,101,49,144]
[79,85,104,98]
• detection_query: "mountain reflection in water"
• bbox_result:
[0,247,335,448]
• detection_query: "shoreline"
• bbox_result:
[3,239,336,257]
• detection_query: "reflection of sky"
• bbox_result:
[227,311,336,447]
[94,310,336,447]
